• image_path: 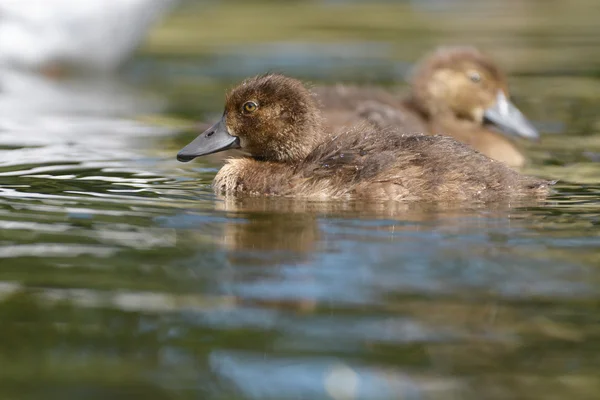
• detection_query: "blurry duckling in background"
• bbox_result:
[177,73,551,202]
[316,46,539,167]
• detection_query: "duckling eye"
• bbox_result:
[242,101,258,114]
[468,71,481,83]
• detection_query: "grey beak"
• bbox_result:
[483,91,539,141]
[177,117,240,162]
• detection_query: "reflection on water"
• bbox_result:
[2,159,599,400]
[1,0,600,399]
[0,69,166,116]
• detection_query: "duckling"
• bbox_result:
[315,46,538,167]
[177,74,550,202]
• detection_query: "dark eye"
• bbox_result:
[468,71,481,83]
[242,101,258,114]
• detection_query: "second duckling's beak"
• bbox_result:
[483,91,539,141]
[177,118,241,162]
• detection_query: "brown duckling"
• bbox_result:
[315,46,539,167]
[177,74,550,202]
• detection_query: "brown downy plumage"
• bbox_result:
[315,46,539,167]
[177,73,551,202]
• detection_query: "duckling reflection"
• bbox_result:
[316,46,539,167]
[214,197,424,268]
[216,198,415,267]
[178,73,550,201]
[221,207,320,267]
[214,197,543,268]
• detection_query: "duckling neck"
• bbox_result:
[428,117,525,167]
[213,119,324,195]
[405,96,471,127]
[264,118,323,163]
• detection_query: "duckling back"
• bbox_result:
[301,126,548,202]
[314,85,428,135]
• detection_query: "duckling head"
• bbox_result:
[409,46,538,140]
[177,73,322,163]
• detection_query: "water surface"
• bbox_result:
[1,1,600,399]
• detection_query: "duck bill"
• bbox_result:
[177,118,240,162]
[483,91,539,141]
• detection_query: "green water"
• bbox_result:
[1,1,600,399]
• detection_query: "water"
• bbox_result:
[2,1,600,399]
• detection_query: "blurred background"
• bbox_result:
[1,0,600,399]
